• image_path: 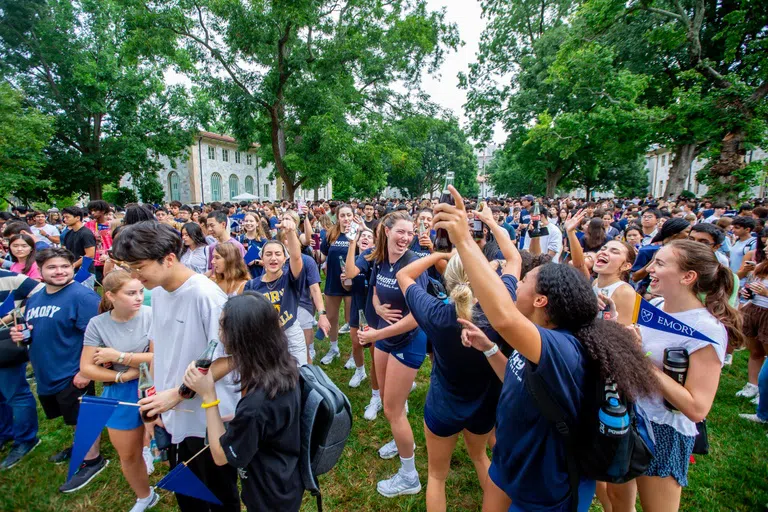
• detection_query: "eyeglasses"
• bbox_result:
[113,262,144,275]
[687,236,714,247]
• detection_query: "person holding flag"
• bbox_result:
[631,240,743,511]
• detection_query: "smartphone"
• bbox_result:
[348,222,359,240]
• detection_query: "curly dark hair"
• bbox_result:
[220,292,299,398]
[519,251,553,280]
[534,263,658,400]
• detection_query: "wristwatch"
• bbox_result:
[483,344,499,358]
[117,352,126,364]
[318,310,327,316]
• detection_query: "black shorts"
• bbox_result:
[39,378,96,425]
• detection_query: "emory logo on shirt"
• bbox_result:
[25,305,62,320]
[262,289,294,327]
[507,350,526,383]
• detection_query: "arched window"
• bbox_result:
[167,171,180,202]
[211,173,222,201]
[245,176,254,194]
[229,174,239,199]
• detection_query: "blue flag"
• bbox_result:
[157,462,223,505]
[230,213,245,221]
[68,396,119,479]
[632,296,718,345]
[243,244,261,265]
[0,291,15,317]
[74,257,94,283]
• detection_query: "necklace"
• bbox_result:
[264,271,283,290]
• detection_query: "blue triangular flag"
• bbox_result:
[632,296,718,345]
[0,291,15,317]
[243,244,261,265]
[230,213,245,221]
[68,395,119,479]
[74,257,94,283]
[157,462,223,505]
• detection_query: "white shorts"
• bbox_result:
[297,306,315,330]
[285,322,308,366]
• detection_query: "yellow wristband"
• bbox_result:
[201,399,220,409]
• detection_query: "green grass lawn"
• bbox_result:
[1,341,767,511]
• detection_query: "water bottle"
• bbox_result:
[598,384,630,478]
[663,348,689,412]
[434,172,455,253]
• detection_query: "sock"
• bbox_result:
[356,365,365,372]
[309,343,315,350]
[84,454,103,466]
[372,389,380,399]
[330,341,339,351]
[137,490,155,503]
[400,455,416,476]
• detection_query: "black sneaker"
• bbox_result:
[59,458,109,493]
[1,438,41,470]
[49,446,72,464]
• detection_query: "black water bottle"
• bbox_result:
[663,348,689,412]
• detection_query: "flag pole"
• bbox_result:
[77,396,195,413]
[183,444,210,466]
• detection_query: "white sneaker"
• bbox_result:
[736,383,760,398]
[344,354,356,370]
[751,394,760,405]
[364,396,382,421]
[142,446,154,475]
[410,381,417,393]
[378,439,415,460]
[129,487,160,512]
[339,323,351,334]
[320,348,340,365]
[739,413,768,424]
[724,353,733,366]
[309,345,316,361]
[349,368,367,388]
[377,469,421,498]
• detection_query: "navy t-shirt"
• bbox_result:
[405,275,518,423]
[369,250,427,351]
[297,254,320,313]
[26,282,100,395]
[238,235,269,278]
[489,325,593,511]
[408,238,440,280]
[321,233,351,296]
[269,216,279,230]
[245,269,306,330]
[631,244,659,290]
[352,248,374,328]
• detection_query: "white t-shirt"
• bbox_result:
[148,273,240,443]
[523,222,563,263]
[31,224,60,238]
[636,304,726,437]
[714,251,729,267]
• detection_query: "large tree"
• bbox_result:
[131,0,459,200]
[0,0,192,200]
[0,82,53,204]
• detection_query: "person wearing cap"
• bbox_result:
[630,218,692,297]
[516,195,534,249]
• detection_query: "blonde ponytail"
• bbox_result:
[443,254,475,322]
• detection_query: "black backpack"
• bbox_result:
[299,364,353,512]
[526,362,654,512]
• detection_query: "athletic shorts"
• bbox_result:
[285,322,308,367]
[297,306,315,330]
[375,329,427,370]
[423,391,497,437]
[39,378,96,426]
[101,380,143,430]
[743,303,768,353]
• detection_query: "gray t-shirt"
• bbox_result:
[83,306,152,371]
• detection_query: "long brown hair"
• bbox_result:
[243,212,267,239]
[8,233,36,276]
[667,240,744,348]
[211,243,250,295]
[326,204,353,245]
[366,211,413,264]
[98,271,136,314]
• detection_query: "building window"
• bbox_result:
[222,149,229,162]
[661,154,666,166]
[208,146,215,159]
[263,184,269,198]
[247,154,253,166]
[167,171,181,202]
[229,174,239,199]
[235,151,241,164]
[245,176,254,194]
[211,173,222,201]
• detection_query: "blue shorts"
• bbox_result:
[375,329,427,370]
[644,421,695,486]
[101,380,143,431]
[424,389,497,437]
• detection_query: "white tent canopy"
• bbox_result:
[231,193,260,201]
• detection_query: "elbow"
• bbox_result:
[211,446,229,466]
[684,403,712,424]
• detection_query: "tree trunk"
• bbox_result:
[545,169,562,198]
[89,179,102,200]
[710,128,747,202]
[664,143,698,198]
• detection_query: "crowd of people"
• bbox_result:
[0,190,765,512]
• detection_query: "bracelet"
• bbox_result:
[125,352,134,365]
[115,371,123,383]
[483,344,499,358]
[201,399,220,409]
[117,352,126,364]
[318,310,326,315]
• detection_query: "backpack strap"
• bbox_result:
[525,369,580,512]
[300,387,323,494]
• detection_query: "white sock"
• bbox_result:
[309,343,315,350]
[330,341,339,351]
[400,455,416,476]
[356,365,365,372]
[137,489,155,503]
[372,389,380,399]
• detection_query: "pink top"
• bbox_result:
[10,261,41,281]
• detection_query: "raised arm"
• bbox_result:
[397,252,450,294]
[433,186,543,364]
[280,218,303,279]
[345,235,361,279]
[475,204,521,279]
[564,210,590,278]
